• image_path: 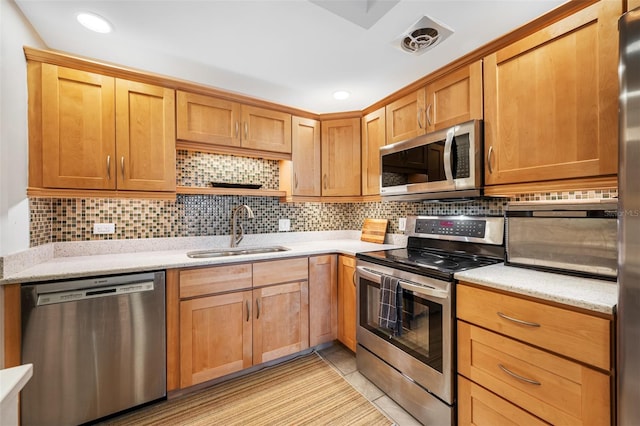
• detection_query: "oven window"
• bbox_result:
[359,278,443,372]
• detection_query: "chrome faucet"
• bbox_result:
[230,204,254,247]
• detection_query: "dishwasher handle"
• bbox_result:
[36,281,155,306]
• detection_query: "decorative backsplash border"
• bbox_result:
[29,188,618,247]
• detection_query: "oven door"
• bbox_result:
[356,261,454,404]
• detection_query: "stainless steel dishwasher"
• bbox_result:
[20,271,166,426]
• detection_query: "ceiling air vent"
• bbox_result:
[393,15,454,56]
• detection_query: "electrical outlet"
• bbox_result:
[278,219,291,232]
[93,223,115,235]
[398,217,407,232]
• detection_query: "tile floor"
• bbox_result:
[317,344,422,426]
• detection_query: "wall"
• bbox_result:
[0,0,46,369]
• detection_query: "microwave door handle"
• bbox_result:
[443,128,455,182]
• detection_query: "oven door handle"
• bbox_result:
[356,266,449,300]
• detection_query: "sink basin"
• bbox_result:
[186,246,290,258]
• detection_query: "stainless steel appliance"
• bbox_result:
[505,201,618,280]
[618,8,640,425]
[356,215,504,425]
[380,119,482,201]
[21,271,166,426]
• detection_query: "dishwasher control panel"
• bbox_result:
[37,281,154,306]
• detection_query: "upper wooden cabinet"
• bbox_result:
[291,116,321,197]
[424,60,483,132]
[483,0,620,189]
[361,107,386,196]
[385,88,426,144]
[34,63,175,193]
[176,90,292,155]
[321,118,362,197]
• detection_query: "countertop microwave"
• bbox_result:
[380,119,483,201]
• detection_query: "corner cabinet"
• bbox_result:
[483,0,620,192]
[173,258,309,389]
[457,283,613,426]
[321,118,361,197]
[32,63,175,192]
[176,90,292,156]
[337,255,357,352]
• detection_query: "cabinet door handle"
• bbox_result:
[487,146,494,174]
[244,122,248,139]
[106,155,111,180]
[498,364,541,386]
[497,312,540,328]
[417,108,424,129]
[246,300,250,322]
[256,298,260,319]
[426,104,432,127]
[352,271,357,287]
[235,121,239,139]
[323,174,327,190]
[294,174,298,189]
[120,156,125,180]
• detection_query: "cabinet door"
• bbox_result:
[291,116,321,196]
[385,88,426,144]
[321,118,361,196]
[425,60,483,132]
[241,105,292,154]
[115,79,176,191]
[337,255,357,352]
[361,107,386,196]
[41,64,116,189]
[176,91,241,147]
[253,282,309,364]
[180,290,253,388]
[483,1,620,186]
[309,255,338,347]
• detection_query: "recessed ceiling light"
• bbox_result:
[76,12,112,34]
[333,90,350,100]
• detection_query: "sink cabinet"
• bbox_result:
[172,258,309,389]
[457,283,613,426]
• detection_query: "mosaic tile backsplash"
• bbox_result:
[29,188,618,247]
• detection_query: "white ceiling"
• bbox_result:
[15,0,567,114]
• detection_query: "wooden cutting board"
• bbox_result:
[361,218,388,244]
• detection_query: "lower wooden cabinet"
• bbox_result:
[309,255,338,347]
[174,258,310,389]
[337,255,357,352]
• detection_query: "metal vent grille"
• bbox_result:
[402,28,440,53]
[393,15,454,56]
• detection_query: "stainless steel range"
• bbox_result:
[355,215,504,425]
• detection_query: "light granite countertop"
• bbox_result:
[454,263,617,315]
[0,231,403,285]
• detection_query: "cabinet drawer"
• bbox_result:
[458,375,547,426]
[179,264,252,298]
[252,258,308,287]
[458,321,610,426]
[457,284,610,370]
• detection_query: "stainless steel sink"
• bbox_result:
[186,246,290,258]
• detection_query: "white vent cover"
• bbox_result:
[393,15,454,55]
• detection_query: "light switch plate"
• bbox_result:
[398,217,406,232]
[93,223,115,234]
[278,219,291,232]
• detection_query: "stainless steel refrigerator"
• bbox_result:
[618,7,640,426]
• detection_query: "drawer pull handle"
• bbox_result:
[498,364,541,386]
[246,300,250,322]
[497,312,540,328]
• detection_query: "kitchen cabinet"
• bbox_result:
[385,88,426,144]
[37,63,175,192]
[309,255,338,346]
[176,90,292,155]
[291,116,321,197]
[321,118,362,197]
[337,255,357,352]
[361,107,386,196]
[457,283,612,426]
[628,0,640,11]
[177,258,308,388]
[483,0,620,191]
[424,60,483,132]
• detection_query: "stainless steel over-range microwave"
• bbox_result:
[380,119,483,201]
